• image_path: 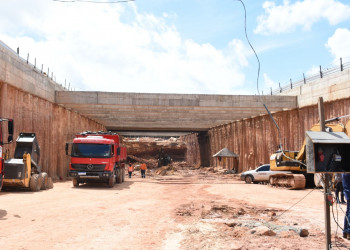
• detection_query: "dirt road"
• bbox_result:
[0,170,349,249]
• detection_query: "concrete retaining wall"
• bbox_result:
[184,97,350,172]
[0,82,105,179]
[0,41,65,103]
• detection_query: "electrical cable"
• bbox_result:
[235,0,335,169]
[332,201,346,249]
[320,177,350,249]
[234,0,294,161]
[332,200,344,231]
[277,180,349,249]
[274,188,315,219]
[234,0,261,96]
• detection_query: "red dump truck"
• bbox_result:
[66,131,127,187]
[0,118,14,191]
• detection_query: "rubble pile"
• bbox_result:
[127,155,158,169]
[176,202,312,249]
[123,137,187,168]
[155,165,178,176]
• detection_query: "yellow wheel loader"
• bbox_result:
[2,133,53,191]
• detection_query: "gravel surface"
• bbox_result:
[0,168,349,249]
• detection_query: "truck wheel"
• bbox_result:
[48,177,54,189]
[115,170,121,184]
[119,170,123,183]
[40,172,48,190]
[108,174,115,188]
[30,174,41,192]
[72,178,79,187]
[122,168,125,182]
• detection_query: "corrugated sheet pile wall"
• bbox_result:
[0,83,105,179]
[184,97,350,172]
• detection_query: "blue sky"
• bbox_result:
[0,0,350,95]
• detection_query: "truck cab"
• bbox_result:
[67,132,127,188]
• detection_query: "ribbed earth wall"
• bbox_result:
[184,98,350,172]
[0,83,105,179]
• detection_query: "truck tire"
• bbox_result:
[72,178,79,187]
[116,169,122,184]
[119,170,123,183]
[30,174,41,192]
[38,173,43,189]
[122,168,125,182]
[108,174,115,188]
[48,177,54,189]
[40,172,48,190]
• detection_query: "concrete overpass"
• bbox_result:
[1,40,297,136]
[56,91,297,132]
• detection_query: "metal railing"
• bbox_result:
[269,58,350,95]
[0,41,74,91]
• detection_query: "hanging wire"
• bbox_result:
[234,0,261,96]
[234,0,289,154]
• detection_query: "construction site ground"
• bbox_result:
[0,166,349,250]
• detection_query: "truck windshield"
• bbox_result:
[71,143,111,158]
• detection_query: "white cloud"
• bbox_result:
[306,65,320,76]
[263,73,277,89]
[255,0,350,35]
[326,28,350,64]
[0,0,249,94]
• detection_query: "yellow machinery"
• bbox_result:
[269,121,349,189]
[2,133,53,191]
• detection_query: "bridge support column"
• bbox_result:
[198,131,210,167]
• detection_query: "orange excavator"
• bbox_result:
[269,116,350,189]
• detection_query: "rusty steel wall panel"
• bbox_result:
[184,98,350,173]
[183,133,201,167]
[0,83,105,179]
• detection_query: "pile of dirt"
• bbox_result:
[127,155,158,169]
[155,165,178,176]
[123,137,187,161]
[172,161,192,169]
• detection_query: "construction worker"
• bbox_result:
[128,162,134,178]
[140,163,147,178]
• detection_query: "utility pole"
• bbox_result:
[318,97,331,249]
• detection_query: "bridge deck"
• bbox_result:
[56,91,297,132]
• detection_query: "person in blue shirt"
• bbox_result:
[342,173,350,239]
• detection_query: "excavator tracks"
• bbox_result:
[269,173,306,189]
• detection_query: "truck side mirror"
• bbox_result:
[117,147,120,156]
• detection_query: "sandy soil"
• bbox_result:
[0,169,349,249]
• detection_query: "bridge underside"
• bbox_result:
[56,92,297,133]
